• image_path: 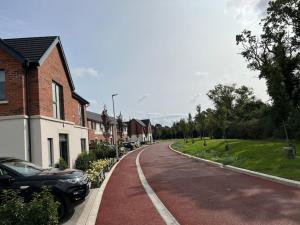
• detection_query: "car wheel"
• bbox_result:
[54,194,68,220]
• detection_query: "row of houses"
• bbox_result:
[0,36,152,168]
[87,111,153,144]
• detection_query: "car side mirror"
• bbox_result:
[0,175,15,184]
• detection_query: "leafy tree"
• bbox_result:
[101,106,111,143]
[116,112,124,139]
[194,105,206,140]
[236,0,300,140]
[207,84,236,142]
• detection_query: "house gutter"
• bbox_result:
[24,60,32,162]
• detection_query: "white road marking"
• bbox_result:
[136,148,180,225]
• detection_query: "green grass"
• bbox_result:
[171,139,300,181]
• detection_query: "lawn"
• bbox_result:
[171,139,300,181]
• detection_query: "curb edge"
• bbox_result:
[168,144,300,189]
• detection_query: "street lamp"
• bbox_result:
[112,93,119,160]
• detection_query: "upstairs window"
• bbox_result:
[52,82,64,120]
[0,70,5,101]
[78,104,85,126]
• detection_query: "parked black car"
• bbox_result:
[0,157,90,218]
[122,142,134,150]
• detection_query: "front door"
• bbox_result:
[59,134,69,166]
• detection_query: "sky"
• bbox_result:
[0,0,270,126]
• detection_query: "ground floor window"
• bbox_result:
[59,134,69,166]
[81,138,87,152]
[48,138,54,167]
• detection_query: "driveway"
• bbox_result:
[97,142,300,225]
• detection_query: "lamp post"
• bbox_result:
[112,93,119,160]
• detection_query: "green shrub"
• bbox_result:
[75,152,96,171]
[0,188,59,225]
[92,144,116,160]
[55,158,68,170]
[86,158,115,186]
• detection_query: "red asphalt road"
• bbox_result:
[97,143,300,225]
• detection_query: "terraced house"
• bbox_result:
[127,119,153,143]
[0,36,89,168]
[87,111,128,144]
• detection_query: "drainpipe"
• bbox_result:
[24,60,32,162]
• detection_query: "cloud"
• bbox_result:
[190,92,202,103]
[72,67,103,78]
[193,71,209,77]
[225,0,268,27]
[134,111,187,126]
[137,93,151,103]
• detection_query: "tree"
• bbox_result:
[187,113,195,142]
[194,105,206,140]
[101,106,110,143]
[204,108,217,139]
[207,84,236,143]
[236,0,300,140]
[116,112,124,139]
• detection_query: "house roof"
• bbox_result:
[142,119,151,127]
[135,119,146,127]
[87,111,102,123]
[87,111,117,125]
[3,36,58,64]
[0,36,89,105]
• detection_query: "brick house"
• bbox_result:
[127,119,153,143]
[0,36,89,168]
[87,111,128,144]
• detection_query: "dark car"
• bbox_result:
[123,142,134,150]
[0,157,90,218]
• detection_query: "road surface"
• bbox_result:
[96,142,300,225]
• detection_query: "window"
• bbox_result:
[48,138,54,167]
[79,104,85,126]
[0,168,8,176]
[3,160,42,176]
[52,82,64,120]
[81,138,86,152]
[0,70,5,101]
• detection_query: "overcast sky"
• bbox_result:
[1,0,269,125]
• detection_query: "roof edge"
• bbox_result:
[0,39,26,63]
[73,92,89,105]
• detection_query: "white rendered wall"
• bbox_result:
[31,116,89,168]
[0,116,29,161]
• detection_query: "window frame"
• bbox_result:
[0,70,6,101]
[81,138,87,152]
[47,138,54,167]
[52,81,64,120]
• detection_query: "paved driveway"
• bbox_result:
[97,142,300,225]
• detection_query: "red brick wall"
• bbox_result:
[36,46,87,126]
[0,44,87,128]
[0,49,26,116]
[128,120,145,136]
[88,129,106,143]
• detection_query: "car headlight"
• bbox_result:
[60,177,86,185]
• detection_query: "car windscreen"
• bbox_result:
[2,160,43,176]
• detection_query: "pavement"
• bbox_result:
[96,142,300,225]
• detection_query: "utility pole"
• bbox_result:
[112,93,119,160]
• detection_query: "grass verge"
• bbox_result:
[171,139,300,181]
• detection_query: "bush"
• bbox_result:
[75,152,96,171]
[86,158,115,186]
[55,158,68,170]
[92,144,116,160]
[0,188,59,225]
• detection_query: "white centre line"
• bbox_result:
[136,147,180,225]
